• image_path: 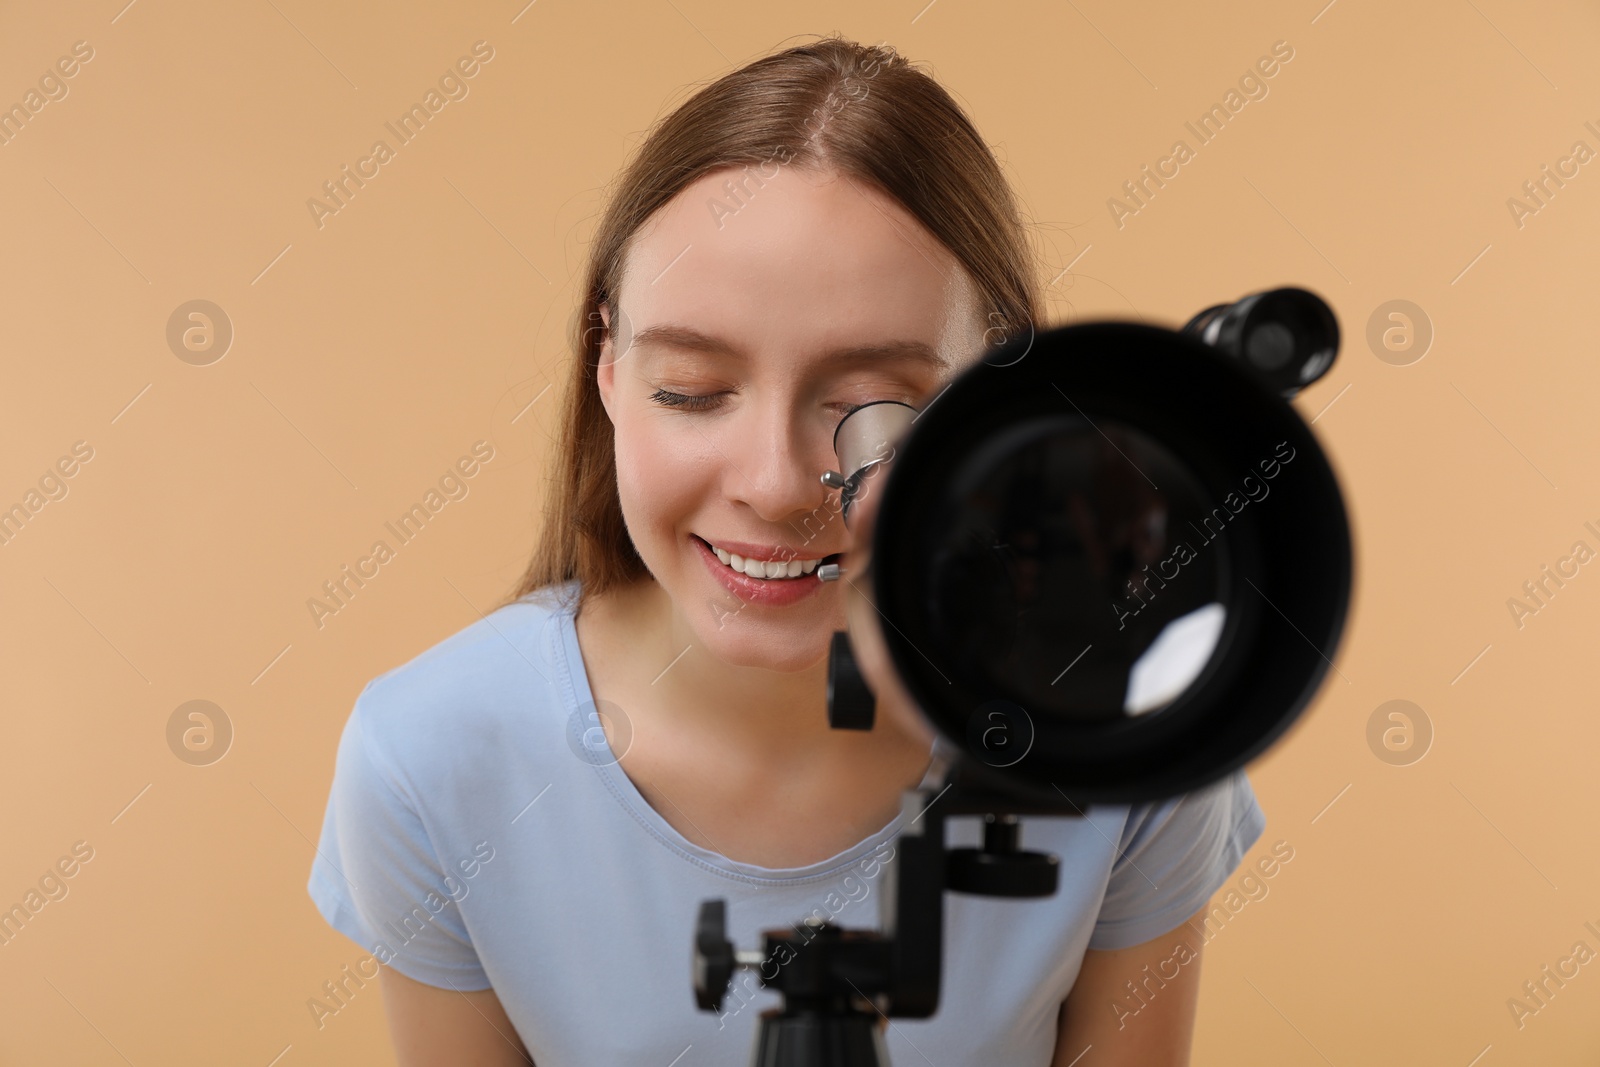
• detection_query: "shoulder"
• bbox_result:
[1085,768,1266,950]
[1110,769,1263,864]
[350,581,581,803]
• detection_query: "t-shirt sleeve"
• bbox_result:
[307,681,492,990]
[1088,768,1265,951]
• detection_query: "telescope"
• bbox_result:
[690,287,1352,1066]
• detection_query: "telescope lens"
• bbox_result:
[870,319,1351,803]
[925,416,1230,724]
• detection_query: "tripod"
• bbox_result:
[693,761,1076,1067]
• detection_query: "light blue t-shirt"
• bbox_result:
[308,580,1265,1065]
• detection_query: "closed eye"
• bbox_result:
[648,389,870,417]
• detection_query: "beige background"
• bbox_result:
[2,0,1597,1063]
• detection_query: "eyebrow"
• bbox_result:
[628,323,952,371]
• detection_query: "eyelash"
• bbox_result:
[648,389,867,418]
[648,388,723,412]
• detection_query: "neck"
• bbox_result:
[595,576,923,763]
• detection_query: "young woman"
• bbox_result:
[309,36,1264,1067]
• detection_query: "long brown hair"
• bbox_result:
[500,36,1042,615]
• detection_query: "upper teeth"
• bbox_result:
[710,542,824,579]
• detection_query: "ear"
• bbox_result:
[595,302,615,421]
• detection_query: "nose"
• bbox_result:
[723,397,835,532]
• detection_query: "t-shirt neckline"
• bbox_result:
[551,584,948,886]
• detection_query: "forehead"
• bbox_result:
[615,165,980,365]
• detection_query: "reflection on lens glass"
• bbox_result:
[1124,601,1226,715]
[923,416,1229,723]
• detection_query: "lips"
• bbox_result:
[690,534,840,606]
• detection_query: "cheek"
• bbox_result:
[613,413,715,542]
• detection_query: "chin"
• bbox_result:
[697,612,833,673]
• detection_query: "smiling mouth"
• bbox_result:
[693,535,843,581]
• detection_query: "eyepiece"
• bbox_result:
[1181,287,1339,397]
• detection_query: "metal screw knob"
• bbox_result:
[693,900,735,1011]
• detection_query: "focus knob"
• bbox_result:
[946,847,1060,897]
[826,630,876,730]
[946,814,1060,898]
[693,900,735,1011]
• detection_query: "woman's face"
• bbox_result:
[596,164,988,671]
